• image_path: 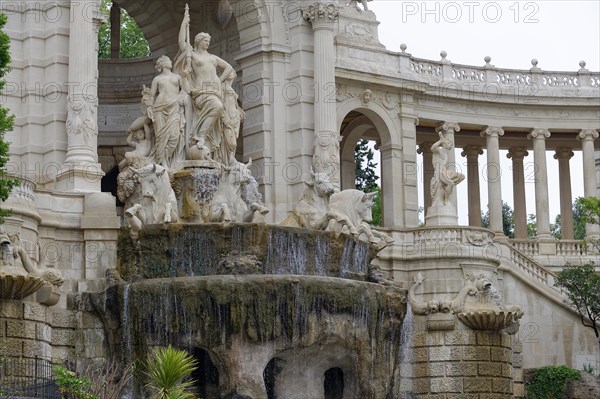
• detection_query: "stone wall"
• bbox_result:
[0,299,78,362]
[410,328,516,398]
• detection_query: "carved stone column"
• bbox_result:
[436,122,460,210]
[554,148,575,240]
[507,147,529,239]
[528,129,552,239]
[417,142,433,216]
[60,0,104,191]
[461,145,483,227]
[304,3,341,189]
[481,127,505,238]
[578,129,600,238]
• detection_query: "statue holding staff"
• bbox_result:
[175,4,235,161]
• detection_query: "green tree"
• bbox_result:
[98,0,150,59]
[354,139,379,192]
[481,202,515,238]
[145,345,198,399]
[555,263,600,339]
[576,196,600,252]
[527,214,537,239]
[0,12,19,221]
[354,139,381,226]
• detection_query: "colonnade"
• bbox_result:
[418,126,599,240]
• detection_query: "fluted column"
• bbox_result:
[303,3,341,189]
[528,129,552,239]
[507,147,529,239]
[461,145,483,227]
[417,142,433,215]
[481,127,505,238]
[61,0,104,191]
[578,129,600,238]
[553,148,575,239]
[110,1,121,58]
[436,122,461,210]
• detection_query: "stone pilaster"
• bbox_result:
[554,148,575,240]
[528,129,552,239]
[461,145,483,227]
[507,147,529,239]
[578,129,600,238]
[481,127,505,238]
[304,3,341,189]
[417,142,433,216]
[59,0,104,191]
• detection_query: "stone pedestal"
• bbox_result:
[425,203,459,226]
[410,328,516,398]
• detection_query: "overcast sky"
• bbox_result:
[368,1,599,226]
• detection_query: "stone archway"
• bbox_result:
[337,99,406,227]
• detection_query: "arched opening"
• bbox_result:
[189,347,220,398]
[263,357,283,399]
[98,0,151,59]
[340,111,382,226]
[324,367,344,399]
[100,165,122,205]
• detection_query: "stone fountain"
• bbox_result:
[84,5,407,398]
[80,5,527,398]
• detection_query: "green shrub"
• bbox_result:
[53,365,98,399]
[526,365,581,398]
[145,345,198,399]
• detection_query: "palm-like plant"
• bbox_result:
[145,345,198,399]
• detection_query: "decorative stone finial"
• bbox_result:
[530,58,541,71]
[578,60,588,73]
[400,43,407,53]
[484,56,491,64]
[440,50,449,63]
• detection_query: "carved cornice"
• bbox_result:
[303,3,339,28]
[480,126,505,138]
[527,128,551,140]
[578,129,599,141]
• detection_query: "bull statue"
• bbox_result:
[281,169,336,230]
[125,164,179,240]
[207,159,269,223]
[326,189,394,250]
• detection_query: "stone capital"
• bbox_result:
[527,128,551,140]
[480,126,505,138]
[460,145,483,158]
[506,147,529,161]
[577,129,599,142]
[435,122,460,134]
[303,3,339,28]
[553,147,574,160]
[417,142,433,154]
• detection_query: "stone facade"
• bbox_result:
[0,0,599,396]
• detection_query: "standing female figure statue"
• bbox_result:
[175,5,235,161]
[148,55,186,169]
[431,131,464,205]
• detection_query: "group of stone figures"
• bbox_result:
[117,7,266,237]
[116,5,392,249]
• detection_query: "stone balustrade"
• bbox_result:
[338,47,600,99]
